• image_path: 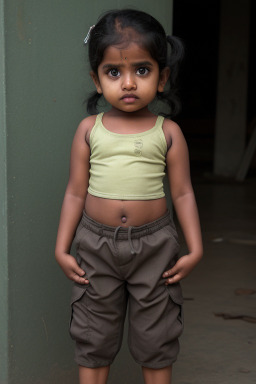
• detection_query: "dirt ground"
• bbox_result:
[172,176,256,384]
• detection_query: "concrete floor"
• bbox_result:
[172,175,256,384]
[109,174,256,384]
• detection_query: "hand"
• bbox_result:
[163,253,202,285]
[55,253,89,285]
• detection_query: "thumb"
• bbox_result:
[75,265,86,277]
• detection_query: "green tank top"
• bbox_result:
[88,113,167,200]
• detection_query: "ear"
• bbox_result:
[158,67,170,93]
[90,71,103,94]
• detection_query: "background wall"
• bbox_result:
[0,1,173,383]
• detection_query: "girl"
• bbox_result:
[55,9,203,384]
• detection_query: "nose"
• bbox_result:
[122,73,137,91]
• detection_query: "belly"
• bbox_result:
[84,193,168,227]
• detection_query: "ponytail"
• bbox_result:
[87,91,102,115]
[157,36,184,118]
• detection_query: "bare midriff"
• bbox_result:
[85,193,168,227]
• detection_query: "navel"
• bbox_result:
[121,216,127,224]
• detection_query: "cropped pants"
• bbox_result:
[69,211,184,369]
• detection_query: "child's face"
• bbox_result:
[91,43,169,113]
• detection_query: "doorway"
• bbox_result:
[173,0,256,178]
[172,0,220,177]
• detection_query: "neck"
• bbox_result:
[107,106,154,119]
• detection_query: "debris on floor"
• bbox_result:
[214,312,256,323]
[234,288,256,296]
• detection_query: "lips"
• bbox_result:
[121,94,138,103]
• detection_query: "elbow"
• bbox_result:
[172,189,195,205]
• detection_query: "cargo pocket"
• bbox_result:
[166,283,184,329]
[69,283,91,342]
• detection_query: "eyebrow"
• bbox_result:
[102,61,154,69]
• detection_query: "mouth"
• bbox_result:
[121,94,138,103]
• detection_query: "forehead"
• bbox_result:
[101,43,156,64]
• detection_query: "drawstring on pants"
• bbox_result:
[114,226,136,255]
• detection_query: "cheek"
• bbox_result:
[101,88,117,102]
[144,80,159,96]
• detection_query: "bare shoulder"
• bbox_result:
[76,115,97,138]
[162,117,186,150]
[163,117,183,137]
[74,115,97,145]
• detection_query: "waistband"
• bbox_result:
[81,211,171,255]
[81,210,171,239]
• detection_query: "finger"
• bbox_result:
[75,266,86,277]
[163,266,178,278]
[74,274,90,285]
[72,266,89,284]
[165,274,181,285]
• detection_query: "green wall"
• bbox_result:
[0,1,173,383]
[0,0,8,382]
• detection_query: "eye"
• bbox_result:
[136,67,149,76]
[108,68,120,78]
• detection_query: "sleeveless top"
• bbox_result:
[88,113,167,200]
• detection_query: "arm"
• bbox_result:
[55,118,93,285]
[163,121,203,284]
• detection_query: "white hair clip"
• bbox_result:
[84,25,95,44]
